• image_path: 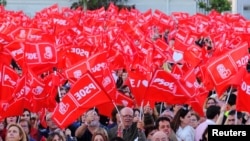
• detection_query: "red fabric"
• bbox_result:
[207,42,248,96]
[183,45,204,67]
[115,91,136,108]
[52,71,112,128]
[236,70,250,113]
[24,41,57,75]
[87,52,117,98]
[127,71,149,106]
[144,69,188,104]
[0,64,19,102]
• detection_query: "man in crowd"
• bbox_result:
[195,105,221,141]
[75,108,107,141]
[155,116,177,141]
[108,107,146,141]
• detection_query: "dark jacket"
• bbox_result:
[108,123,146,141]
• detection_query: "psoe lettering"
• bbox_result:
[74,83,96,100]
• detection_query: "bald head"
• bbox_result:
[120,107,134,128]
[152,131,169,141]
[120,107,133,115]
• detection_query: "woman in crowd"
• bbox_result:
[190,112,200,129]
[91,128,109,141]
[204,97,217,111]
[47,131,65,141]
[5,123,27,141]
[171,106,195,141]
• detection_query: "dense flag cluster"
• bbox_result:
[0,3,250,128]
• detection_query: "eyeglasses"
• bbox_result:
[191,119,197,122]
[122,115,133,118]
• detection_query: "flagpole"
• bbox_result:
[112,100,123,125]
[160,102,163,115]
[139,100,144,121]
[225,86,238,124]
[235,110,237,125]
[225,86,232,104]
[53,67,62,102]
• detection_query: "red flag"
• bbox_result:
[207,42,248,96]
[183,45,204,67]
[1,76,28,118]
[115,91,135,108]
[52,71,112,128]
[87,52,117,99]
[0,64,19,102]
[127,71,149,106]
[3,41,25,68]
[145,69,188,104]
[24,41,57,75]
[187,90,208,117]
[236,70,250,113]
[96,102,114,117]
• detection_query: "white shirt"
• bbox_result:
[176,125,195,141]
[195,119,215,141]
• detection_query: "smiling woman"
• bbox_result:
[5,123,27,141]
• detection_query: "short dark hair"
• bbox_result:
[206,105,220,119]
[228,110,243,119]
[228,94,237,106]
[111,105,124,123]
[144,124,157,137]
[155,116,171,129]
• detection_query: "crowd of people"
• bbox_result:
[1,52,250,141]
[0,78,249,141]
[1,37,249,141]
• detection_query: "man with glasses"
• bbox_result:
[108,107,146,141]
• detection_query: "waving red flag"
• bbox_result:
[87,52,117,99]
[115,91,136,108]
[127,71,149,106]
[3,41,24,67]
[52,71,112,128]
[207,42,248,96]
[236,70,250,113]
[1,76,30,118]
[187,89,208,117]
[24,41,57,75]
[0,64,19,102]
[145,69,188,104]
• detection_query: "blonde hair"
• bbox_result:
[91,128,109,141]
[6,123,27,141]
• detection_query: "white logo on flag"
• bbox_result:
[73,70,82,79]
[121,100,128,106]
[44,46,53,59]
[241,81,250,95]
[216,64,231,79]
[32,86,43,95]
[59,103,69,114]
[4,74,16,86]
[102,76,111,87]
[153,78,174,90]
[19,29,26,38]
